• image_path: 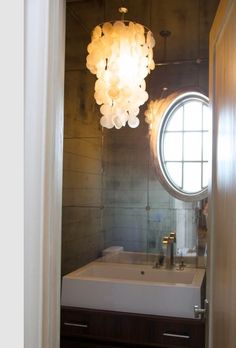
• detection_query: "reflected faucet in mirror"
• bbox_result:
[162,232,176,269]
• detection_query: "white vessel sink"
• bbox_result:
[61,261,205,319]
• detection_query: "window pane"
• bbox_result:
[183,162,201,193]
[166,162,182,188]
[166,106,183,131]
[203,104,210,130]
[163,132,182,161]
[203,132,209,161]
[203,162,208,188]
[184,132,202,161]
[184,101,202,130]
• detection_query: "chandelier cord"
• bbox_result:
[159,30,171,98]
[119,7,128,21]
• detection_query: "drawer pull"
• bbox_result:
[64,322,88,328]
[163,332,190,339]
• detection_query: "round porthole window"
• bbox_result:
[151,91,210,201]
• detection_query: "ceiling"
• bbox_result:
[65,0,220,71]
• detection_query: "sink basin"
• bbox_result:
[76,262,197,284]
[61,261,205,318]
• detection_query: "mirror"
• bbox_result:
[102,130,202,259]
[61,0,217,275]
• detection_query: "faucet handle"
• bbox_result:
[153,261,161,269]
[177,259,186,270]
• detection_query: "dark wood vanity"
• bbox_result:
[61,306,205,348]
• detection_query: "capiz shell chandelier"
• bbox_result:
[86,7,156,129]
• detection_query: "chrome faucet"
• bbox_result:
[162,232,176,268]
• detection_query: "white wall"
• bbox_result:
[0,1,23,347]
[24,0,65,347]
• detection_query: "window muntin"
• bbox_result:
[158,92,209,200]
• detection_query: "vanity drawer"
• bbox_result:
[61,307,120,339]
[61,306,205,348]
[157,317,205,347]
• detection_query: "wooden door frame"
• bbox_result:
[208,0,235,347]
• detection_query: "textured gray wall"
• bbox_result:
[62,70,104,275]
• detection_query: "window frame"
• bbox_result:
[154,91,209,202]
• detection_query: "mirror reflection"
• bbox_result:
[61,0,213,276]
